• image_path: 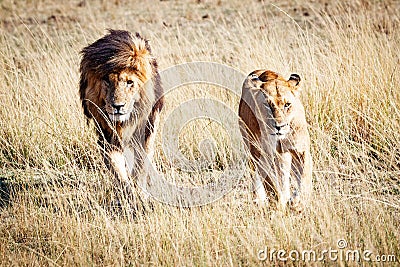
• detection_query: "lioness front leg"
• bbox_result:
[277,152,292,210]
[253,168,268,206]
[289,150,312,212]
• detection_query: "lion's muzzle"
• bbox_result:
[111,102,126,114]
[108,102,131,122]
[109,113,130,122]
[272,123,290,138]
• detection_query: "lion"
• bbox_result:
[79,29,163,207]
[238,70,312,212]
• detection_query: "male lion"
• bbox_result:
[238,70,312,212]
[79,29,163,206]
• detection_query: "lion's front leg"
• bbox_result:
[252,162,268,206]
[277,152,292,210]
[140,110,161,198]
[123,145,152,203]
[108,150,135,199]
[289,150,312,212]
[109,151,129,180]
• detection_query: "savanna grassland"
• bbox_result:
[0,0,399,266]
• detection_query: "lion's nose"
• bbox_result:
[112,102,125,112]
[275,123,288,131]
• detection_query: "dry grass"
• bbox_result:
[0,0,399,266]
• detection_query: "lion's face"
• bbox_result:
[260,84,295,138]
[249,72,301,139]
[103,69,143,122]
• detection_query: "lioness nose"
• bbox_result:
[112,102,125,111]
[275,123,288,131]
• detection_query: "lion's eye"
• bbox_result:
[284,103,291,109]
[126,80,134,86]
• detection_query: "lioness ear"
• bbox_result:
[288,73,301,96]
[245,73,263,90]
[288,74,301,86]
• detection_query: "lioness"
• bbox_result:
[239,70,312,211]
[79,29,163,205]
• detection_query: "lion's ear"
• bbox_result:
[248,73,263,88]
[288,74,301,86]
[288,73,301,96]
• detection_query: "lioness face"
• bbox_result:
[252,73,301,139]
[104,69,143,122]
[261,85,295,138]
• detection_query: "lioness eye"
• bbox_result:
[127,80,134,85]
[284,103,291,108]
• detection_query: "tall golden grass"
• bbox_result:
[0,0,399,265]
